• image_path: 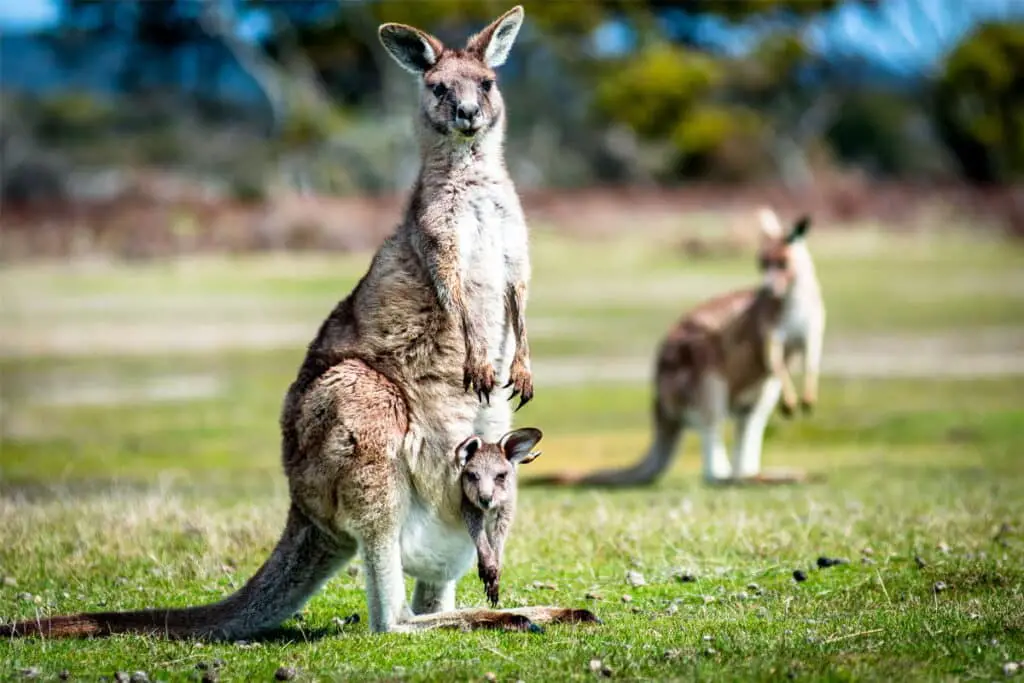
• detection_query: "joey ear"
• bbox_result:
[455,435,482,467]
[785,215,812,244]
[466,6,524,68]
[499,427,543,465]
[758,207,784,240]
[378,23,444,74]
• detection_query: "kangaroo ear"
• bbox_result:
[499,427,543,465]
[455,435,482,467]
[379,23,444,74]
[466,5,524,68]
[758,207,784,240]
[785,215,812,244]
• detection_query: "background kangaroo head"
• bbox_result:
[756,208,814,297]
[457,427,542,511]
[378,6,524,143]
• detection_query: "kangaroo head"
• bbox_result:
[756,208,814,298]
[456,427,542,511]
[378,6,524,144]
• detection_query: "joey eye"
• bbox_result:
[495,473,507,485]
[481,79,494,93]
[431,83,448,99]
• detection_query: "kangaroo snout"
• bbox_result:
[455,101,481,130]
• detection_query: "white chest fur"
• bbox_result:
[455,186,520,369]
[400,498,475,583]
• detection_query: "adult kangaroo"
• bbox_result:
[1,6,595,639]
[531,209,825,488]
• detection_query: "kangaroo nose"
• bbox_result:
[478,495,492,509]
[456,102,480,122]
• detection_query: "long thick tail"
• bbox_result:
[0,504,354,640]
[524,400,685,489]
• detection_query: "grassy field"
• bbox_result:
[1,220,1023,681]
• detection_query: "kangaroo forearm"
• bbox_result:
[506,281,531,363]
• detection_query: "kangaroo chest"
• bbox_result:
[453,185,521,364]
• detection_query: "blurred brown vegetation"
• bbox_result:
[1,0,1023,260]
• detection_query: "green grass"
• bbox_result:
[1,223,1023,681]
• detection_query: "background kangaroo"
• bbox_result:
[0,6,595,640]
[458,427,543,607]
[533,209,825,488]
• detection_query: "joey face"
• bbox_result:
[455,427,543,512]
[378,6,524,142]
[757,212,812,298]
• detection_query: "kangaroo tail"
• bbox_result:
[524,399,685,489]
[0,504,354,641]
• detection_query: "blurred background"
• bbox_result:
[0,0,1022,486]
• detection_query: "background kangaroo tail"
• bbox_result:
[0,504,354,640]
[523,397,684,489]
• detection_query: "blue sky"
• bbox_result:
[2,0,1022,76]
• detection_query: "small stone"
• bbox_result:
[703,647,718,656]
[665,603,679,615]
[817,556,836,568]
[862,547,874,556]
[19,668,40,679]
[702,595,716,604]
[861,557,876,566]
[914,556,927,569]
[114,673,129,683]
[1004,662,1019,676]
[274,666,296,681]
[793,570,808,583]
[674,572,696,583]
[484,673,498,682]
[735,591,749,600]
[212,659,225,669]
[531,581,557,590]
[620,594,632,603]
[630,606,641,614]
[625,571,646,587]
[200,672,219,683]
[17,592,33,602]
[3,576,17,587]
[346,565,360,578]
[746,583,762,594]
[937,542,951,554]
[588,658,613,677]
[130,672,149,683]
[702,634,713,642]
[59,671,70,681]
[933,581,948,593]
[664,649,682,660]
[585,592,603,601]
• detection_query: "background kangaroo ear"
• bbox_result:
[785,215,812,244]
[455,435,482,467]
[499,427,543,465]
[758,207,784,240]
[378,23,444,74]
[465,6,524,68]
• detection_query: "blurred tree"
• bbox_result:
[933,21,1024,183]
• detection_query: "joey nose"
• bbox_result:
[478,495,492,509]
[456,102,480,122]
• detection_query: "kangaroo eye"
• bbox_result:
[481,79,494,92]
[466,471,479,482]
[431,83,448,98]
